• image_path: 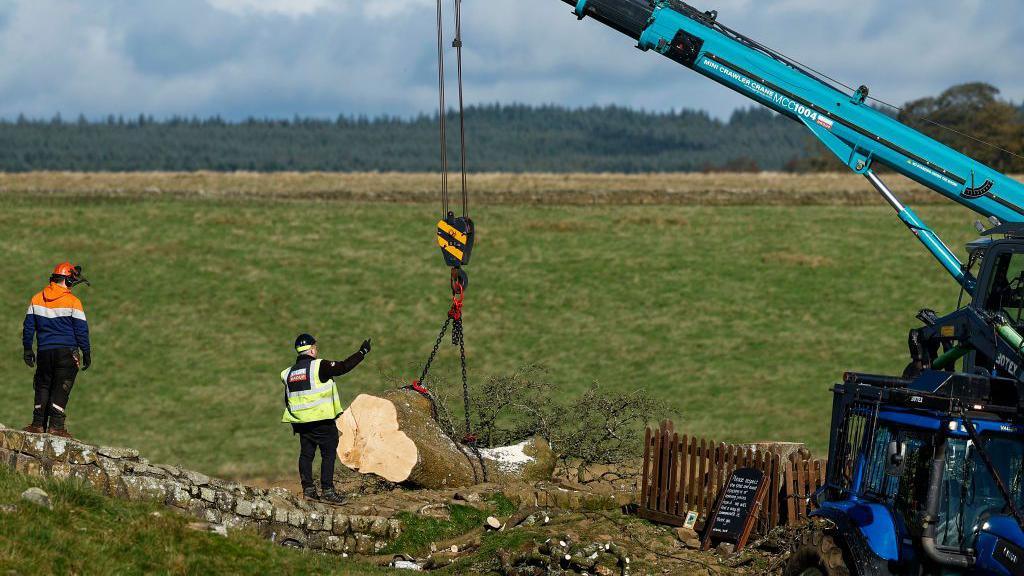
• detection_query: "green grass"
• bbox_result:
[0,194,978,476]
[488,493,518,516]
[380,505,489,556]
[381,494,518,556]
[0,467,391,575]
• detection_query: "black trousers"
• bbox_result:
[32,348,79,430]
[292,420,339,491]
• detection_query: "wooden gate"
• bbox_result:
[638,421,782,532]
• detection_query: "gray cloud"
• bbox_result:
[0,0,1019,120]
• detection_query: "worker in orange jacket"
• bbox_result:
[22,263,91,438]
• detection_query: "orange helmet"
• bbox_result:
[53,262,75,276]
[51,262,89,287]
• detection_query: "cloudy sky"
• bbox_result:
[0,0,1020,120]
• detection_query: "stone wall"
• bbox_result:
[0,424,399,555]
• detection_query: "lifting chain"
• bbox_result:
[453,316,470,438]
[408,272,488,483]
[411,314,451,421]
[452,311,487,482]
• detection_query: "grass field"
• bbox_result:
[0,173,989,480]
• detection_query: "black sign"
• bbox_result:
[702,467,768,551]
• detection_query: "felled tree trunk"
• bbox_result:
[337,389,555,489]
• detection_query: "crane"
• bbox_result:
[553,2,1024,574]
[564,0,1024,291]
[561,0,1024,383]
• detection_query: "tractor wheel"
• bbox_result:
[784,528,851,576]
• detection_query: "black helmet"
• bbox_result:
[295,333,317,354]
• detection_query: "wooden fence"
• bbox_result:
[639,421,831,531]
[784,453,827,525]
[638,421,782,532]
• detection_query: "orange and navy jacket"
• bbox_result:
[22,283,90,352]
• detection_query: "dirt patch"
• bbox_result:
[243,476,303,495]
[4,171,1015,205]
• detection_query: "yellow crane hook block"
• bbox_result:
[437,215,475,268]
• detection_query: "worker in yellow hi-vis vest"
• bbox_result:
[281,333,371,503]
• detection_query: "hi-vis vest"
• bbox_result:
[280,359,343,424]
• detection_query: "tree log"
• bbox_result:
[337,389,555,488]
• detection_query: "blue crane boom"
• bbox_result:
[561,0,1024,292]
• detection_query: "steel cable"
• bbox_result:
[435,0,449,216]
[452,0,469,217]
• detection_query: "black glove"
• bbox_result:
[23,349,35,368]
[360,339,372,356]
[81,350,91,371]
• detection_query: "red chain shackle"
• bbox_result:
[449,278,465,321]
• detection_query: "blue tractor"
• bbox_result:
[796,368,1024,575]
[796,229,1024,575]
[550,1,1024,573]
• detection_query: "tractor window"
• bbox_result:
[983,252,1024,327]
[862,424,935,537]
[834,408,871,490]
[892,435,936,539]
[937,439,969,549]
[862,425,896,496]
[938,436,1024,550]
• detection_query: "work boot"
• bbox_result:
[320,488,345,505]
[22,425,45,434]
[49,428,73,439]
[302,487,319,501]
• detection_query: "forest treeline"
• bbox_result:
[0,83,1020,173]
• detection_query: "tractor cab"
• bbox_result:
[973,235,1024,332]
[800,371,1024,575]
[905,229,1024,382]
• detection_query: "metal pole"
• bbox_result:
[865,171,974,293]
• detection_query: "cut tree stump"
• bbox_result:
[337,389,555,489]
